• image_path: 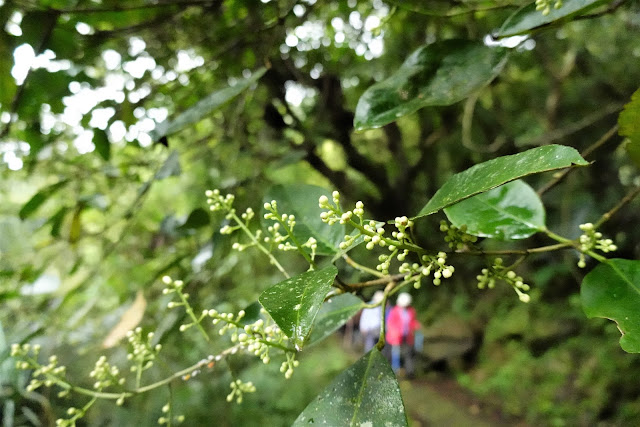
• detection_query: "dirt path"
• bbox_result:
[400,376,527,427]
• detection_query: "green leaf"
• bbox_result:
[93,129,111,161]
[354,40,508,130]
[581,259,640,353]
[259,265,337,349]
[619,88,640,168]
[19,180,69,220]
[150,67,266,141]
[47,206,69,238]
[262,184,345,256]
[444,180,546,240]
[386,0,493,16]
[293,349,408,426]
[496,0,607,38]
[415,145,588,218]
[307,293,363,346]
[177,208,210,232]
[20,11,58,50]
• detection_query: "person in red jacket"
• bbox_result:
[386,292,421,377]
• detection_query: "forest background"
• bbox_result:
[2,0,640,425]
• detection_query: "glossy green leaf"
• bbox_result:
[293,349,408,426]
[496,0,607,38]
[444,180,546,240]
[307,293,363,346]
[93,129,111,161]
[19,180,69,220]
[415,145,588,218]
[150,67,266,141]
[259,265,337,349]
[581,259,640,353]
[619,88,640,168]
[262,184,345,256]
[354,40,508,130]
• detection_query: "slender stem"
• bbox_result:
[177,289,210,341]
[346,273,405,289]
[230,211,289,278]
[537,124,619,196]
[277,218,315,269]
[594,185,640,228]
[53,0,218,13]
[343,255,385,278]
[454,242,573,256]
[376,281,396,351]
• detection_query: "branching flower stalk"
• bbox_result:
[206,189,290,278]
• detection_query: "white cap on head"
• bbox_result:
[396,292,412,308]
[371,291,384,304]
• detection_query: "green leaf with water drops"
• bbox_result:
[495,0,608,38]
[259,265,337,350]
[444,180,546,240]
[415,145,588,218]
[354,40,508,130]
[307,293,363,347]
[581,259,640,353]
[293,348,408,426]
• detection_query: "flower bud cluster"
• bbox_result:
[56,405,90,427]
[208,309,291,369]
[439,221,478,250]
[363,220,388,251]
[126,328,162,374]
[280,352,300,379]
[302,237,318,261]
[12,344,67,392]
[226,379,257,403]
[206,189,235,213]
[535,0,562,16]
[163,276,208,333]
[90,355,125,390]
[263,200,301,252]
[158,402,185,425]
[319,191,362,226]
[399,252,455,288]
[577,223,617,268]
[477,258,531,303]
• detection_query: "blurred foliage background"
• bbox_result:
[1,0,640,425]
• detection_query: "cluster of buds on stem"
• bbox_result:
[399,252,455,288]
[439,221,478,250]
[127,328,162,375]
[226,379,257,403]
[90,355,125,391]
[577,223,617,268]
[477,258,531,303]
[158,402,185,425]
[11,344,67,393]
[263,200,299,252]
[535,0,562,16]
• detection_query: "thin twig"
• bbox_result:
[455,242,573,256]
[51,0,217,14]
[537,123,620,195]
[346,274,405,290]
[594,185,640,228]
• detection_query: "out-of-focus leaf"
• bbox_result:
[102,291,147,348]
[444,180,546,240]
[619,88,640,168]
[0,29,16,107]
[354,40,508,130]
[259,265,337,349]
[47,206,69,238]
[20,11,58,50]
[387,0,493,15]
[415,145,588,218]
[496,0,608,37]
[262,184,345,256]
[154,150,181,180]
[293,349,408,426]
[150,67,266,140]
[19,180,69,220]
[68,206,83,243]
[582,259,640,353]
[93,129,111,161]
[177,208,210,231]
[307,293,363,346]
